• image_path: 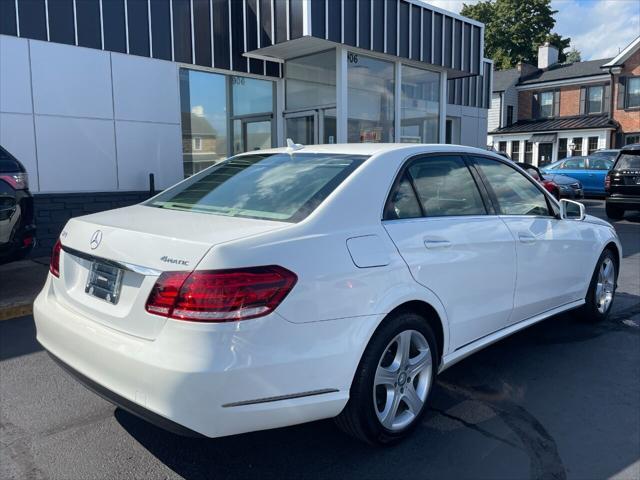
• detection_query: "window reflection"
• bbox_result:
[180,69,275,177]
[401,65,440,143]
[286,50,337,110]
[348,54,395,143]
[180,69,228,177]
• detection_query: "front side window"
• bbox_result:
[627,77,640,109]
[473,157,551,216]
[348,54,395,143]
[587,85,604,114]
[562,157,586,169]
[148,153,366,223]
[407,156,486,217]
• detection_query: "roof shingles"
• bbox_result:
[490,114,618,135]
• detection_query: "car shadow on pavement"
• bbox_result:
[115,301,640,480]
[0,315,42,360]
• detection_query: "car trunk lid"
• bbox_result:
[53,205,286,339]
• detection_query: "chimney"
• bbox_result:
[517,62,538,77]
[538,42,559,69]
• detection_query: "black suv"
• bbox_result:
[0,145,35,264]
[605,144,640,220]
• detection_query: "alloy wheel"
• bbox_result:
[595,257,615,314]
[373,330,432,431]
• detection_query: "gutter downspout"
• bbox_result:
[606,66,616,147]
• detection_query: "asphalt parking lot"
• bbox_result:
[1,199,639,480]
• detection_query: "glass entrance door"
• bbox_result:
[285,112,317,145]
[285,107,336,145]
[233,116,272,154]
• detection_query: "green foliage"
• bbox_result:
[564,47,582,64]
[461,0,571,70]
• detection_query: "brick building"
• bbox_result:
[488,36,640,166]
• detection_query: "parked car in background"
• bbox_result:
[591,149,619,162]
[35,144,621,445]
[541,156,613,195]
[516,162,583,200]
[0,145,35,264]
[605,143,640,220]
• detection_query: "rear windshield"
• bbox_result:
[615,153,640,170]
[147,153,367,222]
[0,146,21,172]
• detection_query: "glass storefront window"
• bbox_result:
[348,54,395,143]
[286,50,336,110]
[180,68,275,177]
[179,69,228,177]
[400,65,440,143]
[232,76,273,115]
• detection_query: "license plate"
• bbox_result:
[85,261,123,304]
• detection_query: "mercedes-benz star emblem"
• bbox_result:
[90,230,103,250]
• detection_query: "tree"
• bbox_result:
[564,47,582,64]
[461,0,571,70]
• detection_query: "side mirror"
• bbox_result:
[560,199,585,221]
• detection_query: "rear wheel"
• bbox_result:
[335,312,437,445]
[605,203,625,220]
[578,249,617,323]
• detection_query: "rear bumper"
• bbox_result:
[606,196,640,208]
[34,276,378,438]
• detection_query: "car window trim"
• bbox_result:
[466,154,559,219]
[382,152,492,221]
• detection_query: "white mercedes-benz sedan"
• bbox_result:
[34,144,621,444]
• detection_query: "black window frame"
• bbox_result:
[382,152,494,221]
[467,154,558,218]
[498,141,507,153]
[626,77,640,109]
[558,138,568,160]
[506,105,514,126]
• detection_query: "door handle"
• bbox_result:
[518,233,536,244]
[424,239,451,249]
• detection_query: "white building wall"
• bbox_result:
[0,35,182,194]
[488,93,501,132]
[446,104,489,149]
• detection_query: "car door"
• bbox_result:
[383,154,517,350]
[471,156,592,323]
[586,157,613,194]
[558,156,589,190]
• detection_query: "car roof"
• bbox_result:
[621,143,640,152]
[237,143,502,158]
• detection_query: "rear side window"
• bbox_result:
[407,156,486,217]
[385,174,422,220]
[588,158,612,170]
[148,153,367,222]
[614,153,640,170]
[473,157,551,216]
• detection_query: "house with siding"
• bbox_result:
[488,36,640,166]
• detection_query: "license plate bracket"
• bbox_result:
[85,261,124,305]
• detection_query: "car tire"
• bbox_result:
[578,248,618,323]
[335,311,438,445]
[605,203,625,220]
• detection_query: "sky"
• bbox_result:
[429,0,640,61]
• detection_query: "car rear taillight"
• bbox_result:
[50,239,62,277]
[145,266,297,322]
[604,175,611,192]
[0,172,28,190]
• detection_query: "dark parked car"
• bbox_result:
[0,145,35,264]
[591,149,620,162]
[605,144,640,220]
[516,162,584,200]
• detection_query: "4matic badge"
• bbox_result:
[160,256,190,266]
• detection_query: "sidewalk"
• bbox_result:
[0,258,49,320]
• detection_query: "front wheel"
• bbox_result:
[335,312,437,445]
[577,249,618,323]
[605,203,625,220]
